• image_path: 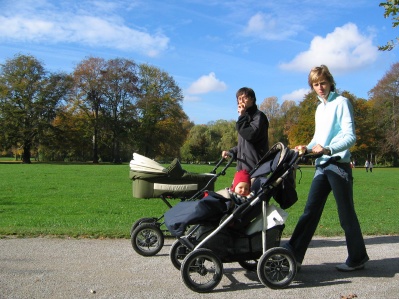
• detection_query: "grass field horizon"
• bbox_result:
[0,161,398,238]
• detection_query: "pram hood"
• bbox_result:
[129,153,166,175]
[250,142,299,209]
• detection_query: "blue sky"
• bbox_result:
[1,0,399,124]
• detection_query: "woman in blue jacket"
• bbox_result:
[285,65,369,272]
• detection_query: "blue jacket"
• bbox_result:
[307,91,356,165]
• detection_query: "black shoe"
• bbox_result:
[336,262,366,272]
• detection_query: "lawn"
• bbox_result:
[0,161,398,238]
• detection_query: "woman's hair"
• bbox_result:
[308,65,336,92]
[236,87,256,103]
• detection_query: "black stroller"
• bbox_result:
[164,142,301,292]
[129,153,234,256]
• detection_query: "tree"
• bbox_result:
[101,58,139,162]
[0,54,71,163]
[44,103,93,161]
[341,91,378,165]
[279,100,297,147]
[368,62,399,165]
[182,125,211,162]
[379,1,399,51]
[285,92,317,147]
[72,57,107,163]
[259,96,284,146]
[207,120,236,160]
[136,64,189,159]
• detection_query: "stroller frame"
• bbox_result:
[130,154,235,256]
[170,143,301,292]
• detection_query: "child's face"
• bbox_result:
[234,182,250,196]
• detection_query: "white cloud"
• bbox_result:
[0,1,169,57]
[186,72,227,94]
[279,23,379,73]
[183,95,202,102]
[281,88,310,103]
[243,12,302,40]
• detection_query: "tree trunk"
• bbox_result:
[92,128,99,164]
[22,142,31,164]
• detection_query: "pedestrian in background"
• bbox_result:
[365,160,370,172]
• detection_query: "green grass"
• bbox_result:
[0,162,398,238]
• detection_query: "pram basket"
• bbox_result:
[129,153,216,199]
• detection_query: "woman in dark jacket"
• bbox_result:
[222,87,269,171]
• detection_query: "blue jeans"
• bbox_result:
[285,162,369,267]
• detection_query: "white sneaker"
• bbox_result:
[335,262,365,272]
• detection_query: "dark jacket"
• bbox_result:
[230,105,269,171]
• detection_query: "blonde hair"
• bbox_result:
[308,65,336,92]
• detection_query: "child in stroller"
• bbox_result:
[164,168,253,240]
[164,142,300,292]
[205,169,252,209]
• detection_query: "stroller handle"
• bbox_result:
[299,152,341,164]
[210,152,234,175]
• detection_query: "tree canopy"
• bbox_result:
[379,0,399,51]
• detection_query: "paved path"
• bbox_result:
[1,235,398,299]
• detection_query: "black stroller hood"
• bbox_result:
[250,142,299,209]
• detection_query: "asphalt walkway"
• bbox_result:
[0,235,398,299]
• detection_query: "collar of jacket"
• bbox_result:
[317,91,337,103]
[246,104,258,115]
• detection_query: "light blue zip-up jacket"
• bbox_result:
[307,91,356,165]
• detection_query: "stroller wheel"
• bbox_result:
[131,223,164,256]
[238,259,258,271]
[130,217,157,236]
[170,239,192,270]
[257,247,296,289]
[181,248,223,293]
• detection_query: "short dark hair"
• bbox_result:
[236,87,256,103]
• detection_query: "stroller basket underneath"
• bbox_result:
[129,153,215,198]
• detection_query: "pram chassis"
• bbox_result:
[174,144,302,292]
[130,155,234,257]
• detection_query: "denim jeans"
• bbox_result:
[286,162,369,267]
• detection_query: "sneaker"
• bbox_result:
[335,262,365,272]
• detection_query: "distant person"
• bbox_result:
[369,161,373,173]
[221,87,269,172]
[365,160,370,172]
[284,65,369,272]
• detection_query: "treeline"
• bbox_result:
[0,54,192,163]
[1,54,398,166]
